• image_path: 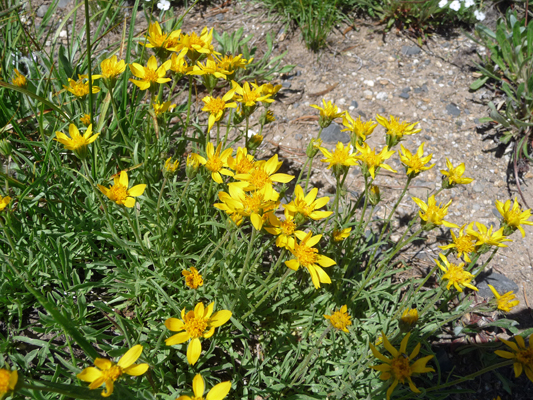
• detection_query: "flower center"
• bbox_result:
[185,315,208,338]
[328,311,351,331]
[280,219,296,235]
[0,370,11,393]
[517,348,533,365]
[70,135,87,150]
[331,149,351,166]
[102,64,120,79]
[390,356,412,382]
[506,209,522,226]
[144,68,159,83]
[445,264,472,285]
[293,199,312,217]
[205,98,226,115]
[108,184,128,203]
[205,155,223,173]
[243,90,260,103]
[70,81,90,97]
[185,271,203,289]
[425,205,444,223]
[241,193,263,216]
[249,168,270,189]
[407,155,424,171]
[234,157,254,174]
[295,243,318,267]
[102,365,123,382]
[455,235,476,254]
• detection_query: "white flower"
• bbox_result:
[449,0,461,11]
[463,0,475,8]
[474,10,486,21]
[438,0,448,7]
[157,0,170,10]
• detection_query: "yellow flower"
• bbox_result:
[63,74,100,98]
[399,309,419,330]
[369,332,434,400]
[376,114,421,147]
[182,267,203,289]
[164,157,179,174]
[98,171,146,208]
[227,147,255,174]
[55,123,99,160]
[232,81,274,108]
[324,305,352,332]
[285,231,336,289]
[178,27,220,59]
[129,56,171,91]
[264,209,304,249]
[214,184,278,230]
[319,142,358,175]
[438,223,477,262]
[441,158,474,188]
[169,51,192,75]
[176,373,231,400]
[398,143,434,177]
[153,100,176,116]
[260,110,276,126]
[165,302,232,365]
[310,99,344,128]
[368,184,381,206]
[249,134,263,150]
[215,54,253,76]
[0,195,12,212]
[143,22,181,51]
[332,227,351,242]
[467,222,511,248]
[412,195,459,229]
[488,284,519,312]
[0,368,17,398]
[283,185,332,221]
[80,114,91,126]
[354,142,396,179]
[12,68,27,87]
[186,153,203,179]
[341,113,377,144]
[495,198,533,237]
[436,253,478,292]
[194,143,234,184]
[306,138,323,158]
[188,57,231,80]
[201,91,237,132]
[93,55,126,87]
[234,154,294,200]
[260,83,282,97]
[77,345,149,398]
[495,333,533,382]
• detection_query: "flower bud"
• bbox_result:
[248,134,263,151]
[306,138,322,158]
[164,157,179,178]
[0,139,13,157]
[399,309,418,332]
[186,153,201,179]
[368,185,381,206]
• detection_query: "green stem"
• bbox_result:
[156,176,168,247]
[122,207,146,253]
[83,0,94,126]
[472,247,498,276]
[380,175,412,239]
[254,249,286,297]
[185,75,193,129]
[303,157,314,193]
[237,227,257,287]
[223,109,233,148]
[244,115,250,149]
[290,326,332,386]
[242,269,291,320]
[109,89,129,146]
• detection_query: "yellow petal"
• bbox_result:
[187,338,202,365]
[94,358,112,370]
[166,331,191,345]
[193,374,205,398]
[124,363,149,376]
[123,197,136,208]
[117,344,143,369]
[77,367,103,383]
[209,310,232,328]
[165,318,185,332]
[206,381,232,400]
[128,184,146,197]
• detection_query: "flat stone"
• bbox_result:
[399,92,409,99]
[36,4,48,17]
[320,122,350,144]
[473,182,484,193]
[357,110,367,118]
[363,90,373,100]
[364,80,374,87]
[414,84,429,93]
[446,103,461,116]
[351,100,358,108]
[476,272,519,299]
[57,0,72,8]
[402,87,411,93]
[376,92,388,101]
[401,45,421,55]
[281,81,291,89]
[294,134,303,140]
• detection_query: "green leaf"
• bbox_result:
[469,76,489,91]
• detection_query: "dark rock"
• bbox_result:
[464,109,470,115]
[401,45,421,56]
[321,123,350,144]
[476,272,519,298]
[357,110,367,118]
[351,100,358,108]
[378,107,386,113]
[281,81,291,89]
[414,84,428,94]
[293,102,300,108]
[399,92,410,99]
[402,87,411,93]
[446,103,461,117]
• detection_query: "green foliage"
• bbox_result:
[469,9,533,146]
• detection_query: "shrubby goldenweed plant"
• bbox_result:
[1,1,533,399]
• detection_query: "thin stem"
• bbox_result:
[290,326,332,386]
[223,109,233,148]
[83,0,94,126]
[254,249,287,297]
[303,158,314,192]
[110,89,130,146]
[242,269,291,320]
[185,75,193,129]
[156,176,168,247]
[380,175,412,238]
[166,178,191,241]
[122,207,146,253]
[244,115,249,149]
[237,227,257,287]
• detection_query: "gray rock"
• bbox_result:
[294,134,303,140]
[36,4,48,17]
[401,45,421,56]
[57,0,71,8]
[351,100,358,108]
[414,84,428,93]
[476,272,519,299]
[378,107,386,113]
[399,92,410,99]
[357,110,367,118]
[281,81,291,89]
[446,103,461,117]
[473,182,484,193]
[321,123,350,144]
[492,207,502,219]
[293,102,300,108]
[402,87,411,93]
